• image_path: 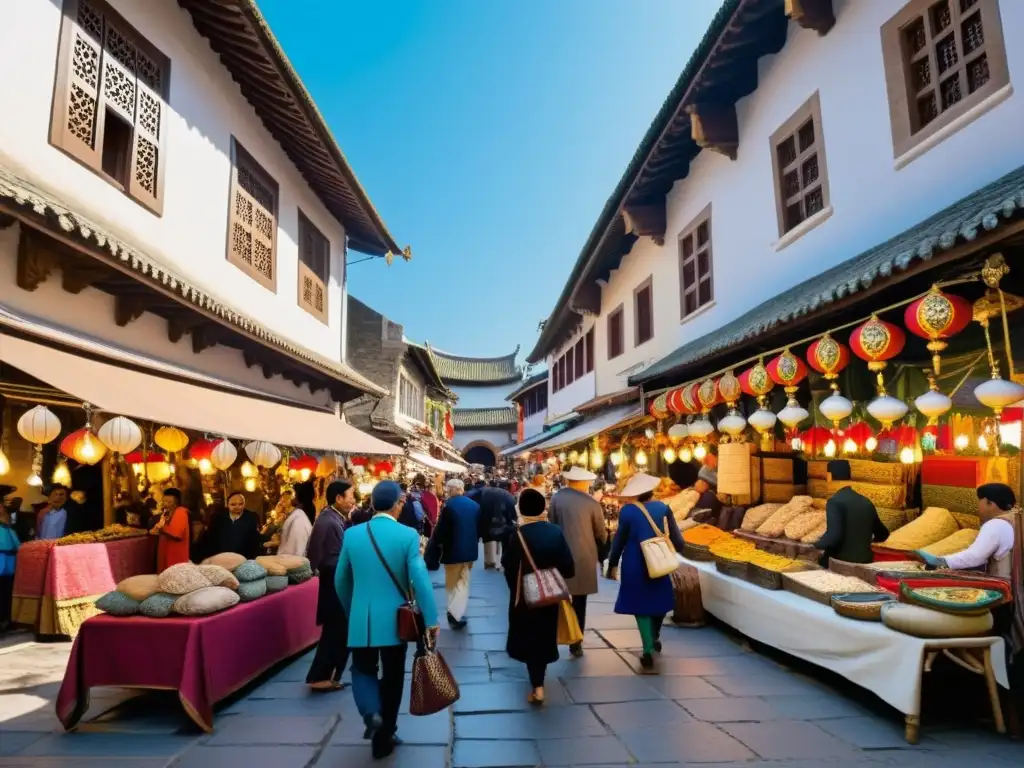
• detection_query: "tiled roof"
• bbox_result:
[0,165,386,398]
[452,407,517,429]
[178,0,403,257]
[428,346,521,385]
[506,370,548,402]
[633,163,1024,385]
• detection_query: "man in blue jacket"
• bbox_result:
[336,481,439,759]
[425,478,481,629]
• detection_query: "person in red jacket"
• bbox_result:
[152,488,190,572]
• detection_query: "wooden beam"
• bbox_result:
[191,324,219,355]
[0,214,15,229]
[685,103,739,160]
[570,280,602,317]
[167,314,204,344]
[785,0,835,36]
[60,260,104,294]
[15,228,57,291]
[621,203,667,245]
[114,294,147,327]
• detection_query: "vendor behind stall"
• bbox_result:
[814,460,889,565]
[694,467,721,517]
[204,491,261,561]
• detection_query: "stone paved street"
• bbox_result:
[1,563,1021,767]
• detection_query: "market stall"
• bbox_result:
[11,531,155,637]
[57,576,320,732]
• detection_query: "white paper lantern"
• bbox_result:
[819,393,853,427]
[914,388,952,425]
[17,405,61,445]
[974,377,1024,414]
[210,439,238,471]
[777,397,809,429]
[97,416,142,454]
[245,440,282,468]
[866,395,908,428]
[718,411,747,436]
[747,408,777,434]
[688,417,715,439]
[667,423,689,441]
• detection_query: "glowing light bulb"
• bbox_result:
[79,433,99,462]
[198,458,213,475]
[662,447,677,463]
[823,440,837,458]
[243,477,257,492]
[240,461,255,478]
[955,434,969,451]
[899,446,915,464]
[590,450,604,469]
[132,463,144,474]
[635,449,648,467]
[843,438,858,454]
[26,472,43,487]
[288,468,298,479]
[52,461,71,486]
[680,447,693,463]
[977,435,989,451]
[579,450,589,467]
[300,468,312,481]
[791,437,803,451]
[610,451,622,467]
[865,437,878,452]
[0,449,9,476]
[558,452,567,463]
[694,444,707,461]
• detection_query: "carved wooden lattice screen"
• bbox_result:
[51,0,168,213]
[227,141,278,291]
[297,210,330,323]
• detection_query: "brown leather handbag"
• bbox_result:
[410,646,460,715]
[368,523,424,642]
[516,528,569,608]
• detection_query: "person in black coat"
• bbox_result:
[203,492,261,561]
[425,479,481,629]
[479,485,517,570]
[814,460,889,565]
[502,489,574,705]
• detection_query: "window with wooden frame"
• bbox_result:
[678,205,714,320]
[297,210,330,323]
[585,329,595,373]
[227,140,279,292]
[769,92,830,238]
[608,305,624,360]
[50,0,169,214]
[565,346,575,386]
[881,0,1009,161]
[398,373,424,422]
[574,338,584,379]
[634,277,654,347]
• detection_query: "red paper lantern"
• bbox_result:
[666,388,686,415]
[739,360,775,405]
[846,421,875,447]
[188,438,221,462]
[718,371,742,406]
[799,425,834,455]
[123,449,168,464]
[649,392,669,420]
[697,378,720,413]
[289,453,319,473]
[806,333,850,386]
[350,456,368,466]
[766,349,808,394]
[374,460,394,476]
[681,382,701,415]
[904,287,972,375]
[850,316,905,372]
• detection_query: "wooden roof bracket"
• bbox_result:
[569,280,602,317]
[785,0,835,36]
[684,103,738,161]
[621,203,667,246]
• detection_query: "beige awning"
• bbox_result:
[0,326,399,456]
[407,451,467,475]
[527,403,643,452]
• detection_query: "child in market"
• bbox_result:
[0,498,20,633]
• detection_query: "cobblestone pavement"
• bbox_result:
[1,563,1021,767]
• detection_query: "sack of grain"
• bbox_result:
[784,510,826,541]
[884,507,959,551]
[921,528,979,557]
[756,496,814,537]
[669,489,701,523]
[740,503,781,532]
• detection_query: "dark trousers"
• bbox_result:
[0,575,12,626]
[571,595,588,633]
[526,661,546,688]
[351,644,408,737]
[306,615,349,684]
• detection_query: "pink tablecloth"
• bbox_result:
[57,577,321,732]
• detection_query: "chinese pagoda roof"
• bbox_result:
[178,0,404,257]
[452,407,518,429]
[428,346,522,385]
[506,370,548,402]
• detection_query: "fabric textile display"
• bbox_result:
[236,579,268,602]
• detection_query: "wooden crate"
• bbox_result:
[807,477,830,499]
[762,457,794,483]
[808,460,828,480]
[762,482,807,503]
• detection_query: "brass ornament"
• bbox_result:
[814,334,842,377]
[858,319,892,366]
[777,350,800,382]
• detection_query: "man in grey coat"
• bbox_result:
[549,466,607,657]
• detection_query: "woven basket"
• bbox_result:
[808,461,828,480]
[827,558,862,580]
[714,554,748,579]
[748,561,815,591]
[781,572,834,607]
[762,458,794,483]
[831,593,895,621]
[848,460,905,485]
[682,542,713,562]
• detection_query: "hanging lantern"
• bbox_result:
[662,446,677,464]
[843,438,858,454]
[210,440,238,471]
[819,393,853,428]
[747,408,777,434]
[914,373,953,425]
[777,399,809,429]
[899,446,916,465]
[806,334,851,391]
[974,377,1024,416]
[244,477,258,493]
[635,449,648,467]
[718,371,742,406]
[189,438,221,464]
[680,382,701,416]
[579,450,590,468]
[688,417,715,439]
[845,421,874,449]
[124,449,172,483]
[17,405,61,445]
[0,449,9,477]
[610,450,622,467]
[693,444,707,461]
[155,426,189,454]
[60,427,107,466]
[648,393,669,420]
[850,316,906,394]
[52,459,71,486]
[245,440,282,468]
[697,378,720,414]
[823,439,837,458]
[955,434,970,451]
[289,453,319,482]
[569,450,580,464]
[767,350,808,394]
[904,286,972,375]
[97,416,142,455]
[718,412,747,436]
[240,461,256,478]
[740,360,775,404]
[667,423,689,441]
[867,395,909,428]
[590,449,604,469]
[800,425,834,455]
[316,453,341,477]
[679,446,693,463]
[666,388,687,416]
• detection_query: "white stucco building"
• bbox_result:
[0,0,402,508]
[530,0,1024,408]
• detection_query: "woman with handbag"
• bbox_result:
[606,473,686,672]
[502,488,575,705]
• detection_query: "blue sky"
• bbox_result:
[259,0,722,359]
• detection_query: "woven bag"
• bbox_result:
[516,528,569,608]
[636,502,678,578]
[409,647,460,715]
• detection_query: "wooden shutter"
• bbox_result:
[298,211,329,323]
[129,44,167,212]
[51,0,104,169]
[227,141,278,292]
